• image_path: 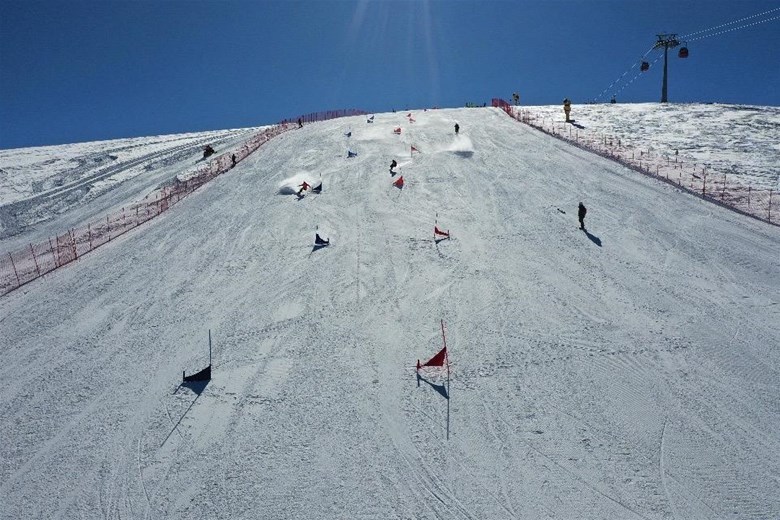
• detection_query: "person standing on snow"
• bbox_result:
[454,123,460,135]
[563,98,572,123]
[578,202,587,230]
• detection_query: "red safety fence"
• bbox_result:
[1,108,367,296]
[279,108,369,126]
[491,98,512,111]
[492,99,777,227]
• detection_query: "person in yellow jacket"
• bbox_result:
[563,98,572,122]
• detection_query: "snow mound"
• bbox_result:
[278,172,312,194]
[445,135,474,155]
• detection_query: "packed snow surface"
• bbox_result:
[1,106,779,519]
[523,102,780,191]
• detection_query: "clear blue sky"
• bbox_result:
[2,0,778,149]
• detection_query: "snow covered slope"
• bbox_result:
[1,107,779,519]
[0,127,258,250]
[522,102,780,191]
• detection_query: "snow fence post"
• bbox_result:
[49,237,58,267]
[29,244,40,277]
[7,252,20,287]
[702,170,707,196]
[70,229,78,260]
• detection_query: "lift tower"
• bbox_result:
[654,34,681,103]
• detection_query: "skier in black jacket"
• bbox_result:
[578,202,587,230]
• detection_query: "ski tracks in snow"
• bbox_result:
[483,398,652,520]
[659,417,678,520]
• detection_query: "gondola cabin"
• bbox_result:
[640,61,650,72]
[678,46,689,58]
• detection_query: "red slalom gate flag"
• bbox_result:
[417,346,447,370]
[393,127,402,134]
[417,319,450,372]
[411,145,419,154]
[434,226,449,238]
[393,176,404,189]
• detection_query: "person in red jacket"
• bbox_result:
[297,181,310,196]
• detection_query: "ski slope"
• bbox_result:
[1,107,779,519]
[0,127,258,250]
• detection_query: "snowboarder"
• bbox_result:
[563,98,572,123]
[390,159,397,173]
[347,150,358,158]
[454,123,460,135]
[297,181,310,196]
[578,202,587,230]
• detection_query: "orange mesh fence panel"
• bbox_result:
[73,225,93,258]
[13,247,38,285]
[32,240,57,277]
[1,251,23,293]
[491,98,512,112]
[56,231,77,267]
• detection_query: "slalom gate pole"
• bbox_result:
[441,319,449,379]
[441,319,451,387]
[442,319,450,440]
